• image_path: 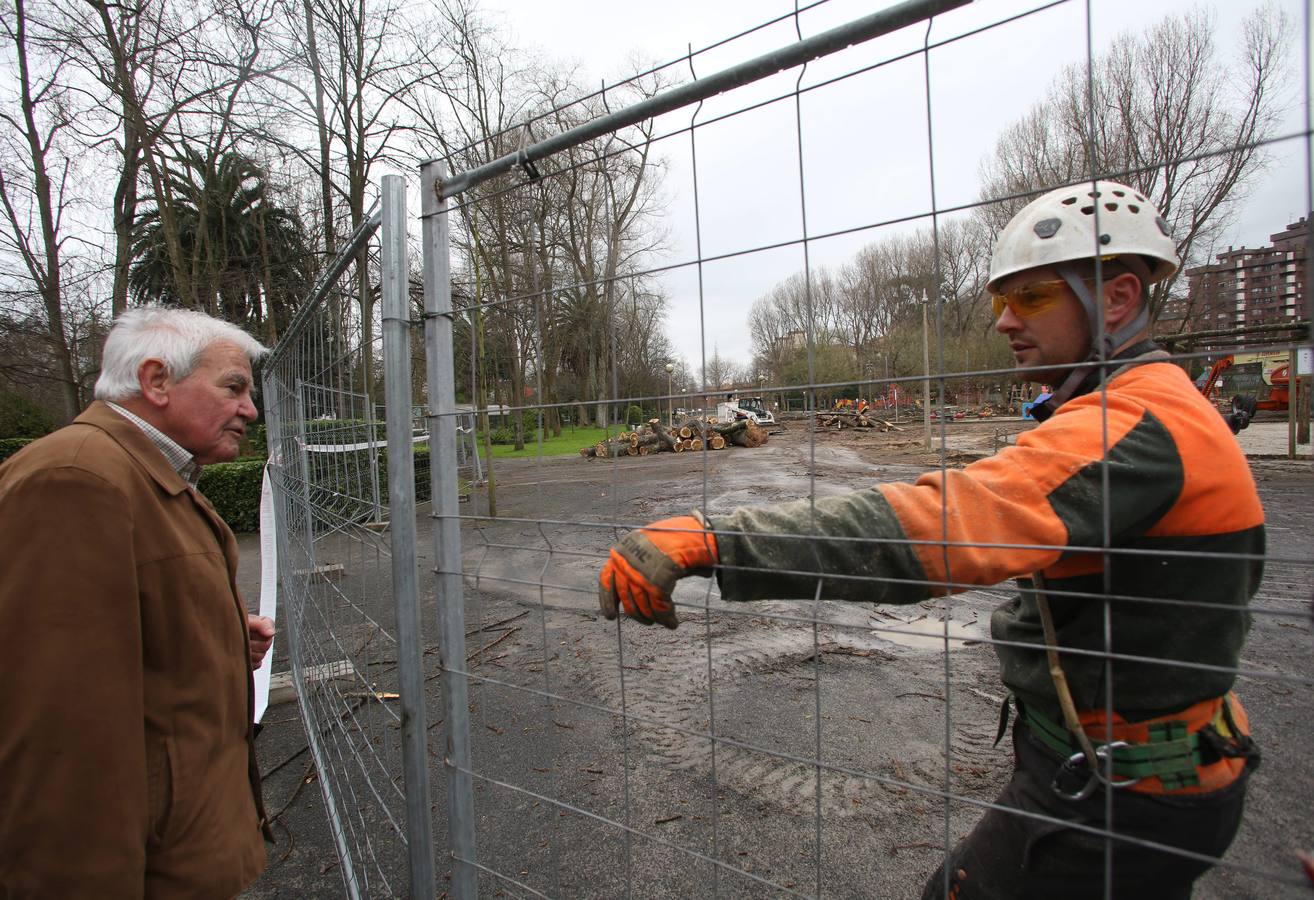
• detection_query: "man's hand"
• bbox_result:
[598,514,718,629]
[247,614,275,669]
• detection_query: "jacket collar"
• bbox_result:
[1030,340,1168,423]
[76,401,192,497]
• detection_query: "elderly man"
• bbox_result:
[0,307,275,897]
[599,182,1263,898]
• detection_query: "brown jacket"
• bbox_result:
[0,402,267,898]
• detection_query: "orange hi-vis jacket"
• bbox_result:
[709,355,1265,723]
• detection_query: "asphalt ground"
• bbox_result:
[238,418,1313,899]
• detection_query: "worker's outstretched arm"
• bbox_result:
[598,513,718,628]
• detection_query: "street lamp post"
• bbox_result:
[665,363,675,428]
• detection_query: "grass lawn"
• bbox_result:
[484,425,627,459]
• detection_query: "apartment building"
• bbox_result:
[1163,215,1309,332]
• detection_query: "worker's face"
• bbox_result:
[160,341,257,465]
[993,267,1091,385]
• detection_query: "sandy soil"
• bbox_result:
[239,417,1313,899]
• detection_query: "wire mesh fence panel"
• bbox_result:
[400,2,1314,899]
[264,184,434,898]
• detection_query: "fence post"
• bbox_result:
[421,158,478,898]
[381,174,438,897]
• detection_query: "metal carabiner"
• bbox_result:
[1051,741,1142,801]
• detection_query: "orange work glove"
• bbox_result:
[598,513,718,629]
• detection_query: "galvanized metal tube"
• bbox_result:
[266,206,382,370]
[381,175,438,897]
[421,159,478,898]
[429,0,972,199]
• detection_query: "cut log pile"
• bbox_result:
[579,418,768,460]
[815,412,905,432]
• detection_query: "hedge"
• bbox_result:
[0,390,54,439]
[0,437,33,466]
[243,424,268,458]
[198,458,268,533]
[202,445,433,533]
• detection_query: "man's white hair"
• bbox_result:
[94,307,269,402]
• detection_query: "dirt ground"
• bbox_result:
[238,416,1313,899]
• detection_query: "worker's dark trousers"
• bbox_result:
[920,722,1252,900]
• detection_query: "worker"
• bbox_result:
[598,181,1263,898]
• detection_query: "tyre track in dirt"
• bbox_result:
[567,594,1009,821]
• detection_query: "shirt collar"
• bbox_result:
[105,401,202,489]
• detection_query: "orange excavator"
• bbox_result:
[1197,353,1290,433]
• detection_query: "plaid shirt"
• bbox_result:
[106,402,202,489]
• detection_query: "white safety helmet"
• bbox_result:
[986,181,1180,294]
[988,181,1182,422]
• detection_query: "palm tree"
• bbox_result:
[129,149,313,340]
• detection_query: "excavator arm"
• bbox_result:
[1198,355,1252,434]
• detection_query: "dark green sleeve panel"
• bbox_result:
[1046,408,1184,550]
[706,489,929,603]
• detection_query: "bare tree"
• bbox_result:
[0,0,84,419]
[35,0,282,318]
[979,5,1289,318]
[262,0,450,393]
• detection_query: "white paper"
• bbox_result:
[253,463,278,723]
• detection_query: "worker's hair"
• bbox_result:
[93,307,268,402]
[1066,255,1156,308]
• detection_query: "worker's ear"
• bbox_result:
[137,358,172,410]
[1102,273,1144,332]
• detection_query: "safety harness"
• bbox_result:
[1010,690,1259,797]
[1008,571,1260,800]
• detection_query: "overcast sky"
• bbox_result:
[470,0,1310,372]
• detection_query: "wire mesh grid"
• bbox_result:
[413,1,1313,897]
[263,204,427,899]
[272,0,1311,897]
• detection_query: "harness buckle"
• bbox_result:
[1051,741,1142,801]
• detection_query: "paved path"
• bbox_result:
[1235,420,1311,458]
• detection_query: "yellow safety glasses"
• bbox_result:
[990,279,1072,320]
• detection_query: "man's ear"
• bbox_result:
[137,358,171,410]
[1103,272,1144,332]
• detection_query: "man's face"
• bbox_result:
[993,267,1091,384]
[160,341,257,465]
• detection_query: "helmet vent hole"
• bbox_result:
[1061,196,1077,205]
[1128,204,1140,214]
[1105,202,1118,211]
[1135,193,1146,203]
[1080,205,1095,215]
[1113,189,1126,197]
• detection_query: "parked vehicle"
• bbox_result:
[715,396,776,426]
[1198,352,1290,413]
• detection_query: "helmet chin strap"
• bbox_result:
[1031,264,1150,422]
